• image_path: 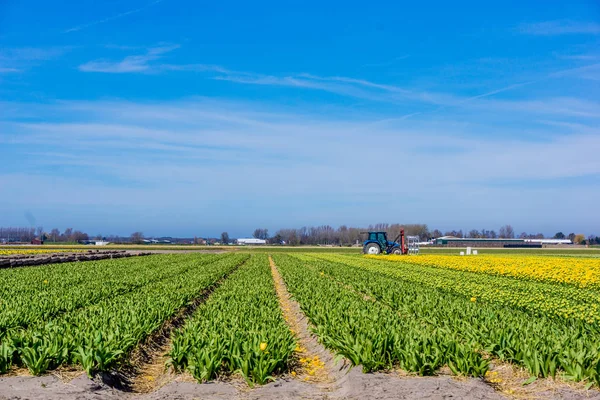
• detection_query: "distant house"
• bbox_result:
[237,238,267,245]
[31,238,44,245]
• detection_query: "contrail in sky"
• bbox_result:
[63,0,164,33]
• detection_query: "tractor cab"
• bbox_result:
[362,230,408,255]
[368,232,388,250]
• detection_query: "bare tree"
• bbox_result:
[72,231,89,242]
[252,228,269,240]
[499,226,506,238]
[499,225,515,238]
[131,232,144,244]
[50,228,60,242]
[468,229,481,238]
[63,228,73,242]
[220,232,230,245]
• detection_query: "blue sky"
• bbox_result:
[1,0,599,237]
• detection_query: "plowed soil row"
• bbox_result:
[0,251,152,268]
[104,257,250,393]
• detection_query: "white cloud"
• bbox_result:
[4,98,600,184]
[2,98,600,234]
[79,44,179,73]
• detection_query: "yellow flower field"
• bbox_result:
[0,249,82,256]
[372,254,600,289]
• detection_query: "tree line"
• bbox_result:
[253,224,599,246]
[1,225,598,246]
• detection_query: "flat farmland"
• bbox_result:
[0,251,599,399]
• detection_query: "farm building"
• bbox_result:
[434,236,573,248]
[435,237,531,248]
[524,239,572,245]
[237,238,267,245]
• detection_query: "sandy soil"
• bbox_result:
[0,369,508,400]
[4,369,600,400]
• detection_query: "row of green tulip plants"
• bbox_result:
[169,254,296,385]
[272,254,489,377]
[0,253,248,375]
[0,254,223,337]
[322,254,600,324]
[301,254,600,387]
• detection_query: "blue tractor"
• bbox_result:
[362,230,407,255]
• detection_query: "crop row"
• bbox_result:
[0,249,83,256]
[325,254,600,324]
[169,254,295,384]
[303,254,600,385]
[273,254,490,376]
[0,253,248,375]
[373,254,600,289]
[0,254,221,335]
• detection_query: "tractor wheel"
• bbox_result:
[363,243,381,255]
[391,247,402,255]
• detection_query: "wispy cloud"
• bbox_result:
[161,64,232,73]
[397,62,600,118]
[2,98,599,233]
[79,44,179,73]
[213,73,408,102]
[4,98,599,180]
[0,47,68,61]
[64,0,164,33]
[78,47,418,100]
[0,67,20,73]
[0,47,70,73]
[518,20,600,35]
[208,62,600,113]
[77,45,600,116]
[297,73,412,94]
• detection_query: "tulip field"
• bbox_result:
[282,254,600,384]
[0,249,83,256]
[0,250,599,390]
[0,253,248,375]
[169,254,296,384]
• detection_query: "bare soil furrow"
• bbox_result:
[268,255,348,385]
[104,258,249,393]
